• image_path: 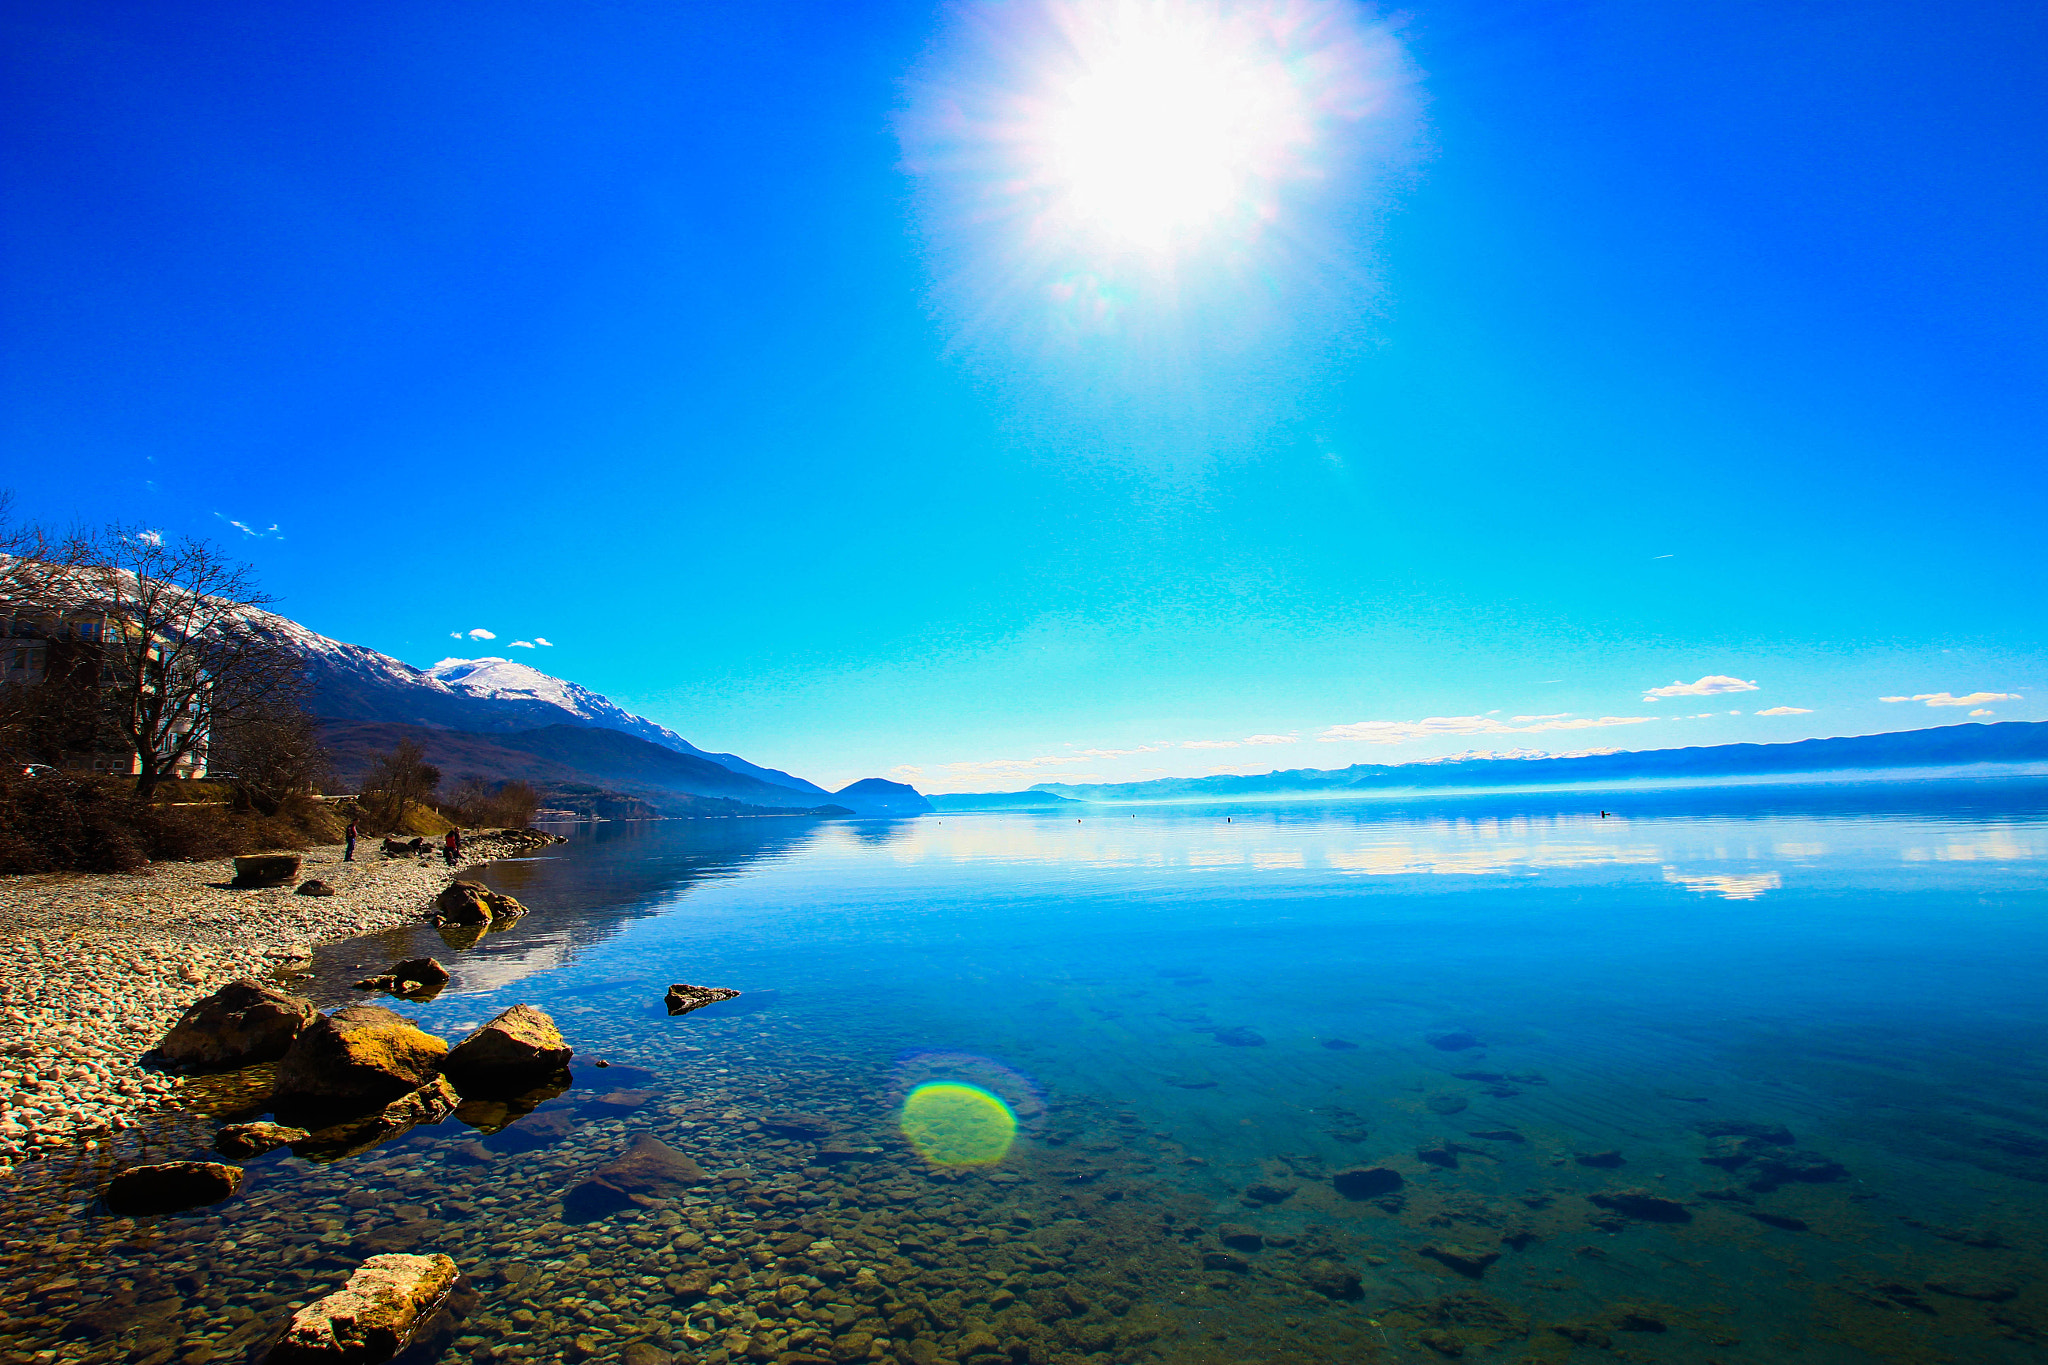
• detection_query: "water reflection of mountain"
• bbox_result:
[321,820,829,1000]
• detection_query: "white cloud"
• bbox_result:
[136,529,163,546]
[1756,706,1813,716]
[888,765,925,781]
[1882,691,2021,708]
[1512,713,1569,723]
[1970,708,1994,717]
[533,637,554,647]
[213,513,282,539]
[1317,713,1658,744]
[1241,734,1298,745]
[467,628,496,640]
[509,640,536,649]
[1643,675,1758,700]
[1181,739,1238,749]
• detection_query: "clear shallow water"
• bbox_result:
[6,780,2048,1365]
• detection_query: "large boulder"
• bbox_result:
[150,978,317,1073]
[663,983,739,1017]
[104,1161,243,1215]
[433,880,526,926]
[442,1005,571,1095]
[232,853,302,888]
[271,1006,448,1117]
[266,1253,460,1365]
[564,1135,707,1219]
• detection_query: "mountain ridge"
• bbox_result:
[1032,721,2048,801]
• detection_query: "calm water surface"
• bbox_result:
[6,781,2047,1365]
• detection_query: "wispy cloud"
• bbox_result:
[510,640,536,649]
[1241,734,1298,745]
[1180,739,1238,749]
[1512,713,1569,723]
[533,637,554,647]
[1643,675,1757,700]
[1756,706,1813,716]
[213,513,282,539]
[466,628,496,641]
[135,529,163,546]
[1881,691,2021,707]
[1317,714,1658,744]
[1970,708,1995,717]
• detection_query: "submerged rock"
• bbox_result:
[759,1110,839,1138]
[1333,1166,1404,1200]
[291,1077,461,1162]
[1427,1030,1482,1052]
[565,1134,710,1219]
[1574,1150,1625,1168]
[1212,1026,1267,1047]
[1426,1094,1469,1115]
[1744,1149,1846,1192]
[443,1005,572,1095]
[104,1160,243,1215]
[1322,1038,1360,1050]
[150,978,316,1073]
[1416,1141,1464,1170]
[267,1252,459,1364]
[352,957,452,998]
[664,983,741,1016]
[1421,1243,1500,1278]
[1748,1210,1810,1231]
[1695,1119,1794,1145]
[1925,1274,2018,1303]
[1216,1224,1264,1250]
[1302,1260,1362,1300]
[1588,1188,1691,1223]
[1239,1181,1297,1206]
[271,1005,449,1116]
[215,1121,310,1158]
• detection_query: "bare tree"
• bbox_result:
[77,526,305,799]
[212,701,330,815]
[0,492,94,765]
[361,738,442,831]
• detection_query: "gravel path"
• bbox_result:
[0,834,553,1173]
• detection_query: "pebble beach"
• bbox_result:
[0,835,547,1172]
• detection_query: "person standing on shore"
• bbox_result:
[344,820,358,862]
[443,827,461,866]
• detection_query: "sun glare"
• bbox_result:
[1026,3,1315,253]
[900,0,1420,456]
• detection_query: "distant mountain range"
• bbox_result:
[1034,721,2048,801]
[928,790,1082,812]
[227,606,922,818]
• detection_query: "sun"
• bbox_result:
[1021,1,1316,254]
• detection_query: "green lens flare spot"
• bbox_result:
[900,1082,1017,1166]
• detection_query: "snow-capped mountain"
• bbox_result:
[426,657,825,795]
[234,610,825,797]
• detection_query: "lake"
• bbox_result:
[6,779,2047,1365]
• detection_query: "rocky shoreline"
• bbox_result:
[0,830,560,1172]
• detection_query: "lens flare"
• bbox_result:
[900,1082,1019,1165]
[901,0,1421,459]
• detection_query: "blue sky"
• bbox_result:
[3,0,2042,791]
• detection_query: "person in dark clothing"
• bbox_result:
[444,827,462,865]
[344,821,358,862]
